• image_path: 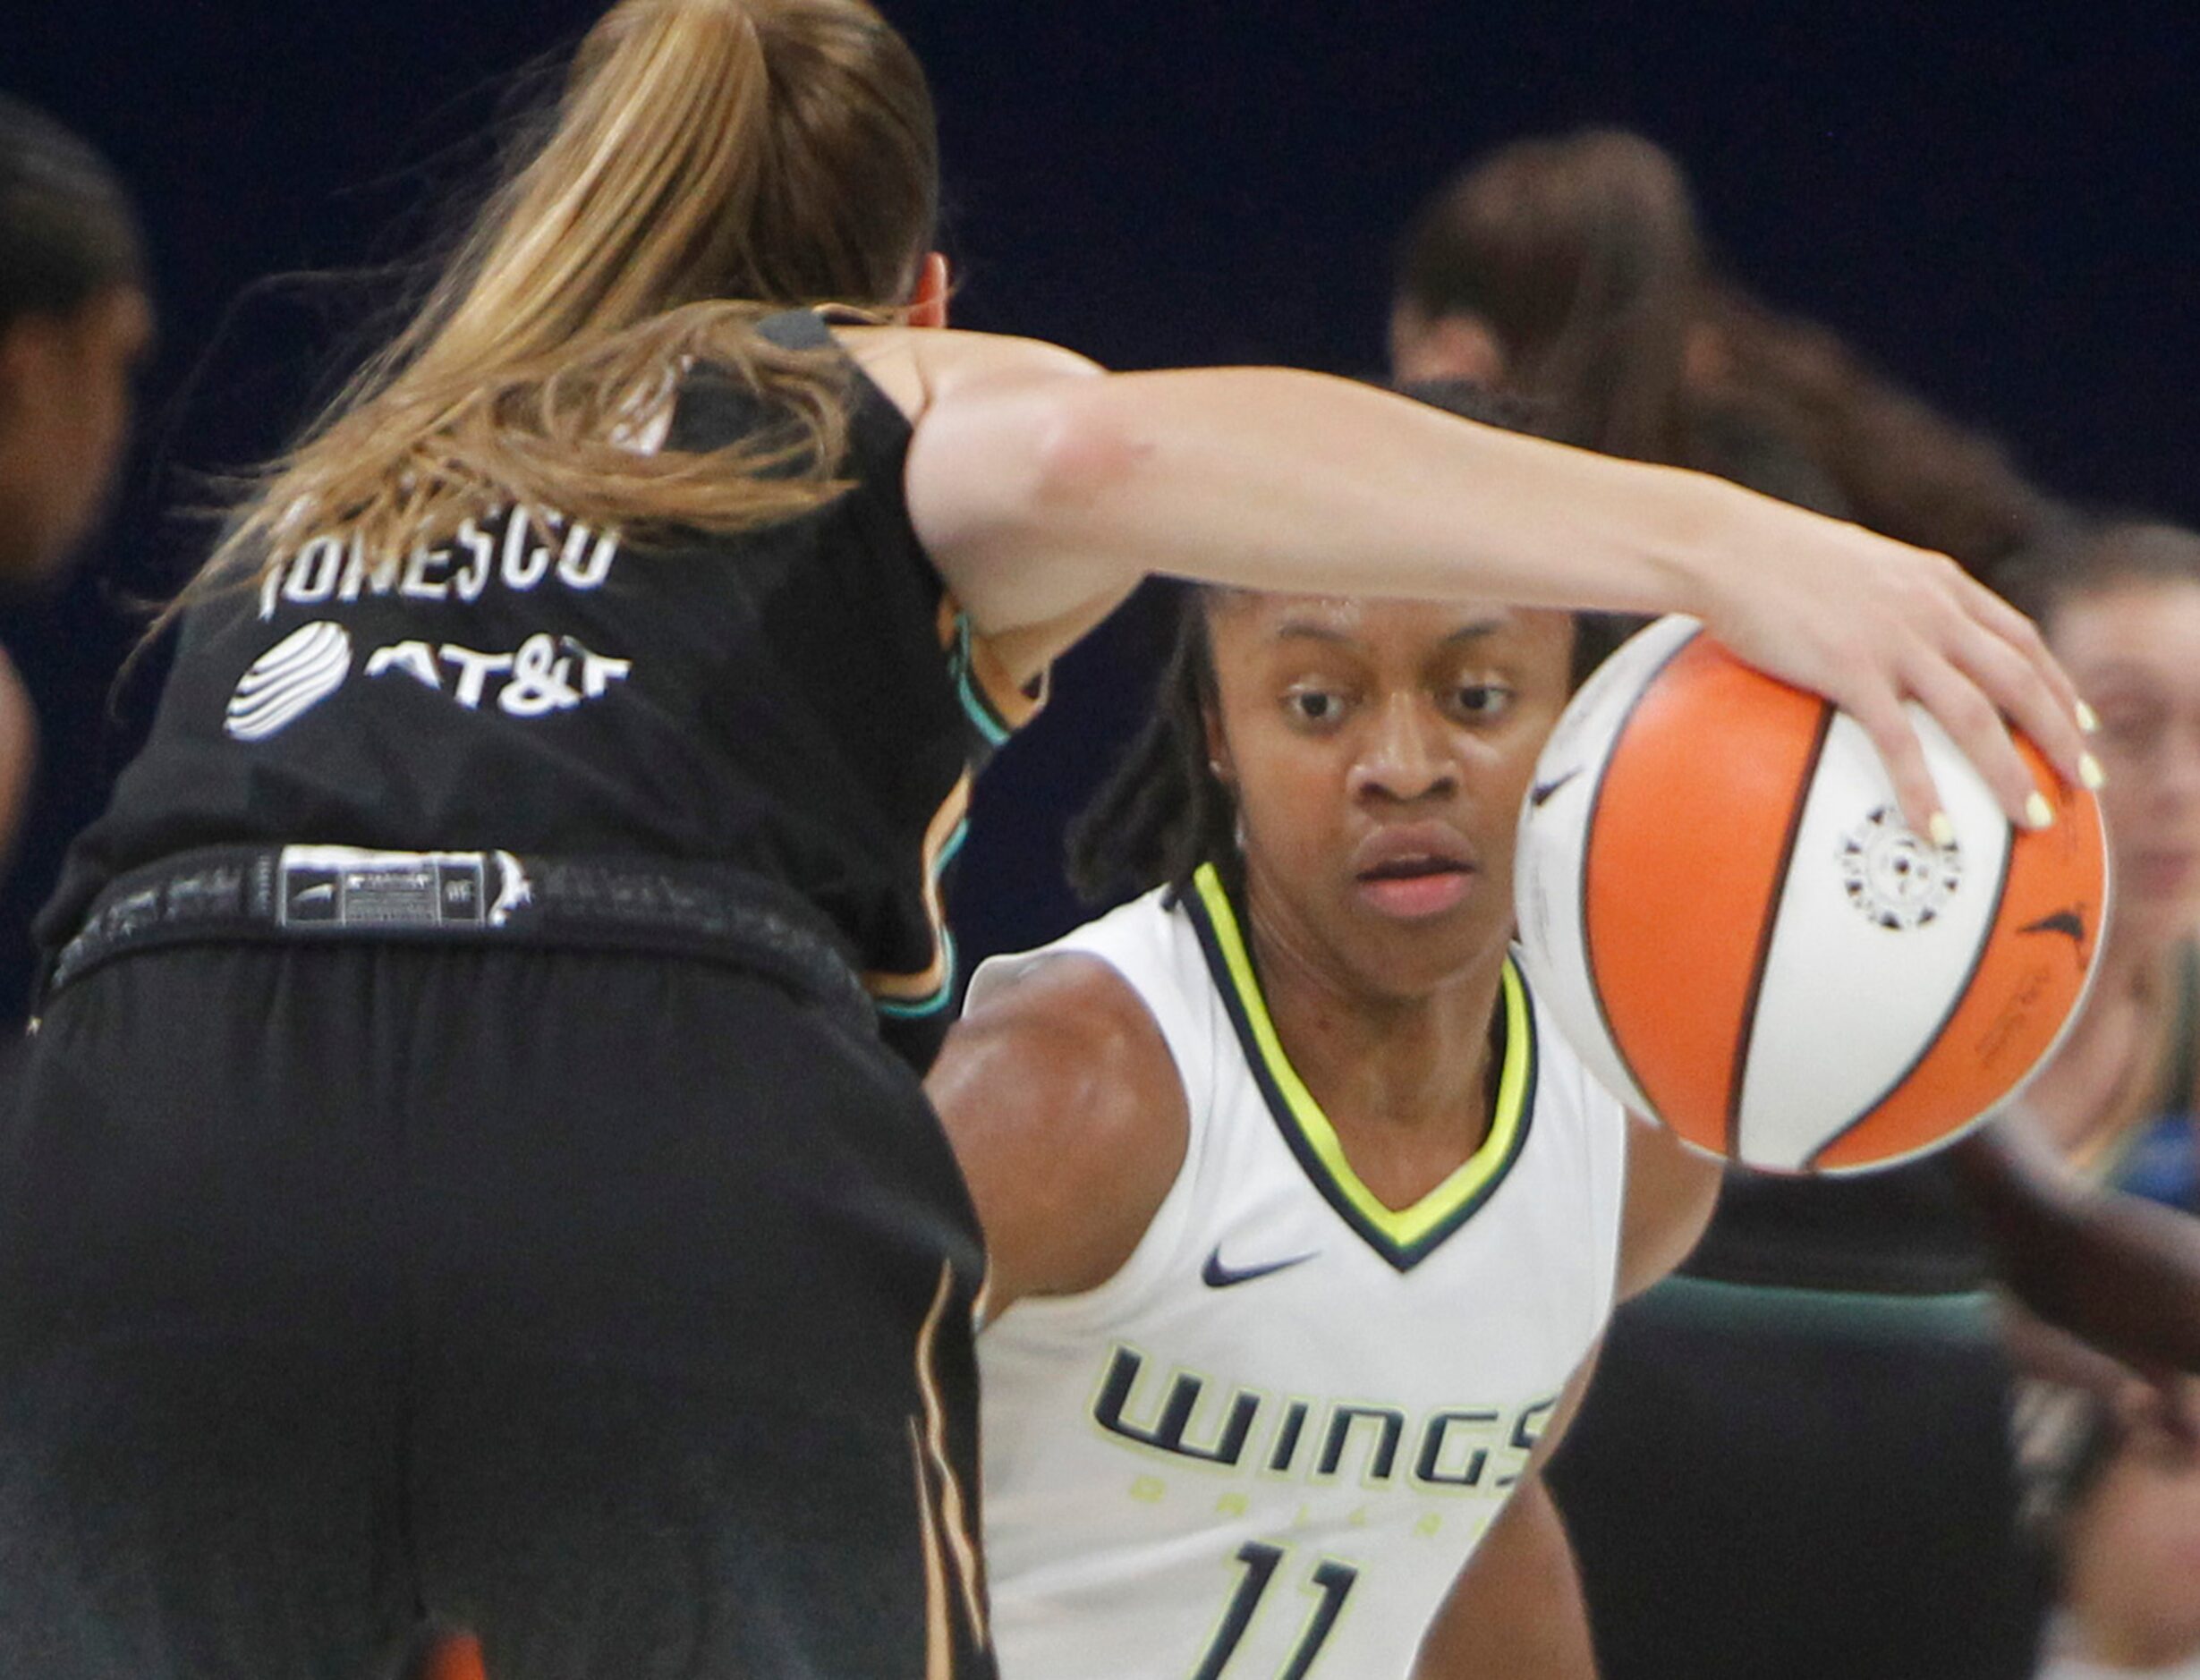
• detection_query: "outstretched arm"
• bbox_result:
[1952,1119,2200,1377]
[861,325,2087,841]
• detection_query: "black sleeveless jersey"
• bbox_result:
[39,311,1042,1065]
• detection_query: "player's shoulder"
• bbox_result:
[830,325,1103,425]
[931,936,1191,1305]
[951,944,1176,1103]
[973,883,1199,1004]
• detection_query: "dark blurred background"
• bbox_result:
[5,0,2197,1010]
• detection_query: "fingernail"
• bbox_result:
[2080,752,2107,792]
[1930,811,1957,850]
[2026,792,2056,830]
[2077,700,2101,734]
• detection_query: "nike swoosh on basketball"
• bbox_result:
[2019,908,2087,947]
[1528,768,1582,809]
[1202,1244,1320,1289]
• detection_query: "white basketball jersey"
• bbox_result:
[975,867,1629,1680]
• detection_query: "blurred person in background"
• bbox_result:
[2033,1385,2200,1680]
[1389,126,2051,578]
[1388,131,2200,1677]
[0,95,147,584]
[0,95,151,869]
[1996,522,2200,1220]
[1994,521,2200,1678]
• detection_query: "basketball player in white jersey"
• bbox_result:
[929,430,1724,1674]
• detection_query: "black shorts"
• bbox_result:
[0,938,994,1679]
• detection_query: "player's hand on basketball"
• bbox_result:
[1694,516,2092,843]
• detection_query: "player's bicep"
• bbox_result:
[1412,1351,1604,1678]
[925,954,1187,1311]
[1414,1471,1596,1678]
[1525,1334,1605,1477]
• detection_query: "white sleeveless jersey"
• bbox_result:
[974,868,1629,1680]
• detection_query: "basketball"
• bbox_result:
[1513,615,2108,1173]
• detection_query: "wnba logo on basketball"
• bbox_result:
[1514,615,2108,1175]
[1838,807,1964,931]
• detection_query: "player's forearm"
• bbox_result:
[1041,367,1720,610]
[1957,1124,2200,1373]
[911,364,1756,634]
[1412,1479,1599,1680]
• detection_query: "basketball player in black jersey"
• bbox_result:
[0,0,2094,1675]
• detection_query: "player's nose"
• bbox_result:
[1351,695,1456,802]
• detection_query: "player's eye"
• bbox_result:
[1285,686,1348,726]
[1450,683,1513,720]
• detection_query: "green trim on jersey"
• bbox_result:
[949,614,1014,749]
[874,814,970,1020]
[1186,863,1537,1271]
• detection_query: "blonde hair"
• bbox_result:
[200,0,938,591]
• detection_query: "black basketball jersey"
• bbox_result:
[39,311,1041,1065]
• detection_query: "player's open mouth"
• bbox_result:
[1355,854,1474,918]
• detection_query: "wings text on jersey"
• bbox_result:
[1092,1344,1555,1493]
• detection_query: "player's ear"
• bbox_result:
[1203,709,1233,788]
[906,253,950,329]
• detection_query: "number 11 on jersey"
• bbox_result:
[1191,1541,1360,1680]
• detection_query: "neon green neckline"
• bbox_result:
[1191,864,1532,1251]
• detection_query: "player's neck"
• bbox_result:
[1242,906,1505,1202]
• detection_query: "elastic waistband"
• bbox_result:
[42,845,873,1030]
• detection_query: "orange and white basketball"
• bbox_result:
[1514,615,2108,1174]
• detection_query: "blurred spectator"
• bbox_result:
[1386,129,2162,1678]
[2034,1386,2200,1679]
[1391,126,2053,576]
[0,95,152,868]
[1994,520,2200,1676]
[0,95,150,584]
[1996,522,2200,1218]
